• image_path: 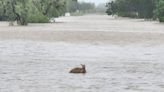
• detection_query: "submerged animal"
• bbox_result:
[69,64,86,73]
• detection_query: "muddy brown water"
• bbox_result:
[0,15,164,92]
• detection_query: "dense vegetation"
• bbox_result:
[0,0,95,25]
[154,0,164,22]
[0,0,66,25]
[0,0,72,25]
[106,0,164,22]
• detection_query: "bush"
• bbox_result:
[117,12,138,18]
[0,16,8,21]
[159,16,164,22]
[27,13,49,23]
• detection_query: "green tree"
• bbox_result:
[32,0,66,18]
[106,1,117,15]
[0,1,8,21]
[154,0,164,22]
[66,0,78,12]
[0,0,30,25]
[0,0,67,25]
[106,0,156,19]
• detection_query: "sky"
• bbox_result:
[79,0,110,5]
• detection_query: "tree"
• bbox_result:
[0,0,30,25]
[154,0,164,22]
[32,0,66,18]
[137,0,155,18]
[66,0,78,12]
[0,0,8,21]
[0,0,67,25]
[106,0,156,19]
[106,1,117,15]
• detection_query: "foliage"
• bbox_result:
[66,0,78,12]
[32,0,66,18]
[0,0,66,25]
[0,0,95,24]
[154,0,164,22]
[106,1,117,15]
[0,1,8,21]
[0,0,29,25]
[106,0,156,19]
[27,12,49,23]
[159,16,164,22]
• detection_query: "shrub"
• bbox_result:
[117,12,138,18]
[27,13,49,23]
[159,16,164,22]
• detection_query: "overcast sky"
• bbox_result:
[79,0,110,5]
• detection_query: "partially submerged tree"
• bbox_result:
[0,1,8,21]
[106,0,156,19]
[32,0,66,18]
[154,0,164,22]
[2,0,29,25]
[0,0,66,25]
[0,0,95,25]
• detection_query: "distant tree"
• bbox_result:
[66,0,95,13]
[32,0,66,18]
[0,0,67,25]
[0,1,8,21]
[106,0,156,19]
[0,0,29,25]
[137,0,156,18]
[106,1,117,15]
[66,0,78,12]
[78,2,95,13]
[154,0,164,22]
[0,0,96,25]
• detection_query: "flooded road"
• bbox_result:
[0,41,164,92]
[0,15,164,92]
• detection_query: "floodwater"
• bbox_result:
[0,15,164,92]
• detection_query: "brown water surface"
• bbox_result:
[0,15,164,92]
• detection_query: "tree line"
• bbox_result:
[0,0,66,25]
[106,0,164,22]
[0,0,95,25]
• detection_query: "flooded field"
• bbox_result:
[0,15,164,92]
